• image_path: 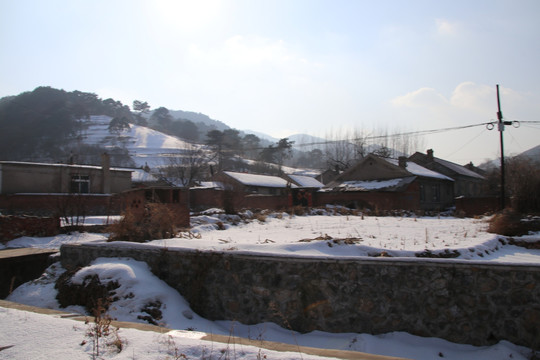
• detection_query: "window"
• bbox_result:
[70,175,90,193]
[419,184,425,202]
[432,184,440,202]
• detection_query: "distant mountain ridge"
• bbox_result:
[167,110,229,132]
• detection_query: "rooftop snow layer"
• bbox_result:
[224,171,297,188]
[288,174,324,188]
[385,159,454,181]
[335,177,413,191]
[434,157,485,179]
[0,160,131,172]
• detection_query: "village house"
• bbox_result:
[193,171,298,211]
[0,154,131,195]
[284,174,325,207]
[409,149,486,197]
[213,171,295,196]
[320,154,454,211]
[0,154,131,216]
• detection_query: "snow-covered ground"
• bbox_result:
[2,210,540,359]
[5,209,540,264]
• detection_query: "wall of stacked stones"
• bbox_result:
[60,243,539,349]
[0,215,59,243]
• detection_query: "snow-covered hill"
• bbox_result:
[77,115,204,168]
[519,144,540,163]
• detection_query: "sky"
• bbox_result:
[1,0,540,164]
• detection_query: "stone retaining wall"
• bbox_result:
[0,215,60,243]
[60,243,540,349]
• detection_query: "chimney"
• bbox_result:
[101,152,111,193]
[398,156,407,168]
[427,149,434,161]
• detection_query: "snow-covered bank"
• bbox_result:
[5,258,536,360]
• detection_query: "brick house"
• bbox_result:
[409,149,486,197]
[206,171,297,211]
[0,154,131,195]
[320,154,454,211]
[213,171,296,196]
[0,154,131,216]
[284,174,325,207]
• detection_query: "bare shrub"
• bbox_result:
[506,157,540,213]
[83,298,124,359]
[488,209,531,236]
[108,203,178,242]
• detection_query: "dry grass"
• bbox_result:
[487,209,532,236]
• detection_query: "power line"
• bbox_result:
[211,120,537,153]
[290,122,493,149]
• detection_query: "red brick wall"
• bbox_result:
[190,188,224,211]
[0,215,60,243]
[236,194,290,211]
[313,191,420,211]
[0,194,122,217]
[190,189,291,212]
[189,187,423,212]
[455,197,502,216]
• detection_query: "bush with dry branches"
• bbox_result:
[108,203,178,242]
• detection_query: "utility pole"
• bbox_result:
[496,84,515,210]
[496,84,505,209]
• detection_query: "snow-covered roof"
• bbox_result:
[385,159,454,181]
[192,181,225,190]
[224,171,297,188]
[331,177,416,192]
[433,157,485,179]
[131,169,160,183]
[288,174,325,188]
[0,161,132,173]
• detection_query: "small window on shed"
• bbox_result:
[70,175,90,193]
[173,189,180,203]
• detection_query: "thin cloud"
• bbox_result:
[391,87,448,108]
[450,82,493,113]
[435,18,460,36]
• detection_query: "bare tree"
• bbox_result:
[159,145,207,186]
[324,128,357,171]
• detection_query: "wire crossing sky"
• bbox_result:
[1,0,539,164]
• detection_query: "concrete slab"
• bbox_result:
[0,248,58,259]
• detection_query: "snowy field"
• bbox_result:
[6,208,540,263]
[2,209,540,359]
